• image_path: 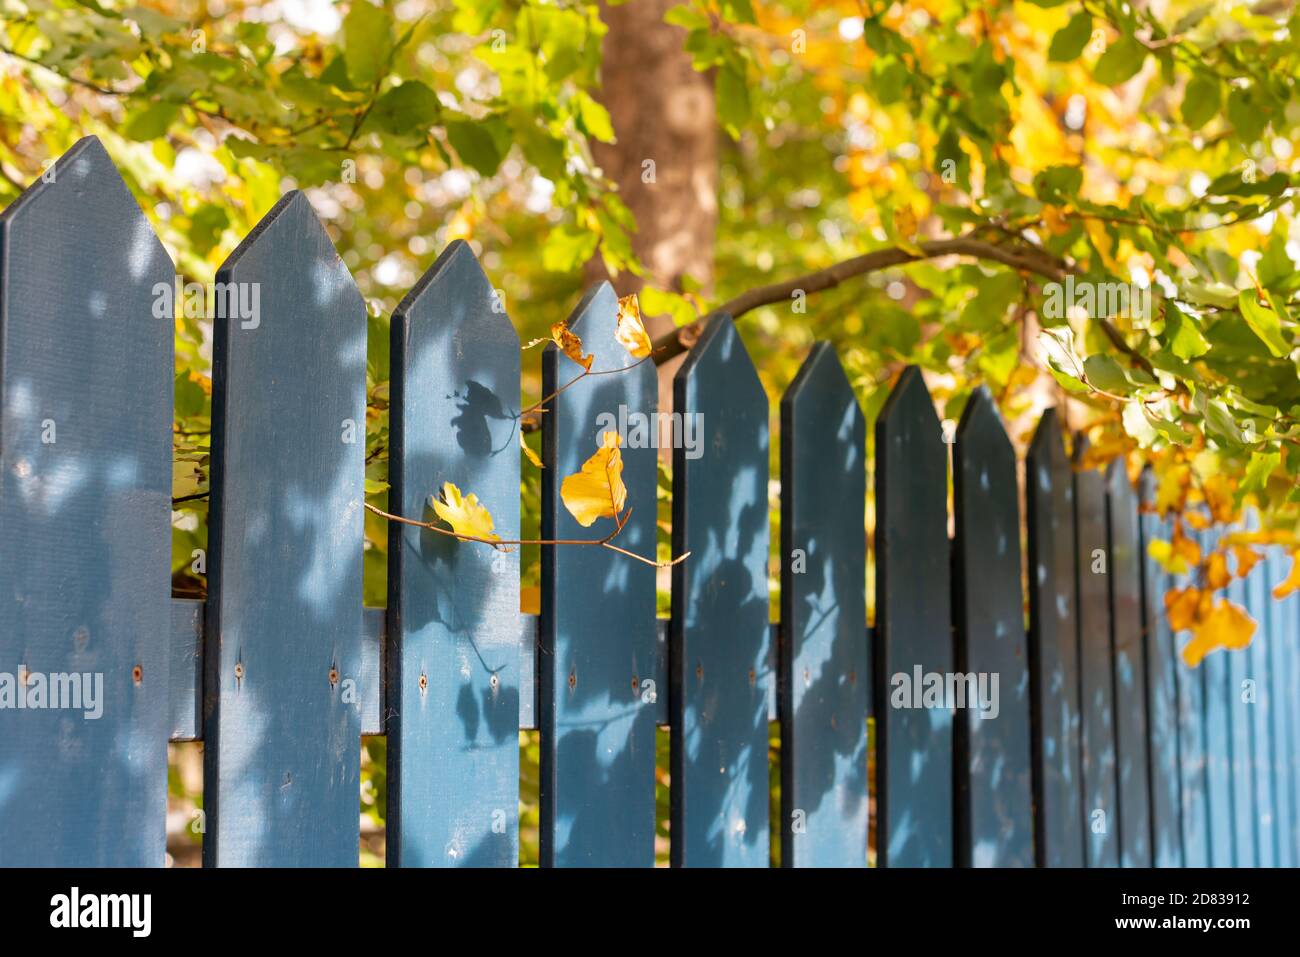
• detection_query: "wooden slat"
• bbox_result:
[778,342,868,868]
[385,241,520,867]
[952,389,1032,867]
[1105,462,1151,867]
[1281,559,1300,863]
[1025,412,1084,867]
[1200,529,1235,866]
[539,283,657,866]
[1226,566,1256,866]
[1171,526,1210,867]
[1073,448,1119,867]
[670,315,771,867]
[1245,529,1276,867]
[874,366,952,867]
[0,137,173,865]
[1267,549,1296,866]
[203,192,366,866]
[1137,473,1182,867]
[170,598,204,742]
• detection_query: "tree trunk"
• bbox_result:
[588,0,718,415]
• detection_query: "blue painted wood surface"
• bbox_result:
[874,366,952,866]
[1200,528,1234,867]
[670,316,771,867]
[1267,550,1296,866]
[0,137,173,866]
[1137,475,1182,868]
[1106,462,1151,868]
[778,342,868,868]
[539,283,657,866]
[952,389,1032,867]
[1245,535,1275,867]
[1226,568,1256,866]
[203,191,366,866]
[386,241,520,867]
[1025,412,1084,867]
[1175,584,1210,868]
[1073,451,1118,867]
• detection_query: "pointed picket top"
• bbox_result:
[778,341,868,867]
[1028,409,1069,479]
[204,189,366,867]
[552,280,651,378]
[393,239,519,348]
[386,239,521,867]
[0,135,173,865]
[878,364,942,439]
[955,386,1012,455]
[677,313,766,405]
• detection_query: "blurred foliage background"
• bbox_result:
[5,0,1300,865]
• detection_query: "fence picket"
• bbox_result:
[1174,547,1211,868]
[1226,566,1256,866]
[385,241,520,867]
[1025,412,1084,867]
[203,191,366,866]
[539,283,657,866]
[778,342,868,868]
[669,315,771,867]
[0,137,174,865]
[1268,550,1295,866]
[1074,448,1119,867]
[1106,462,1152,868]
[1245,530,1276,867]
[874,366,952,866]
[1138,472,1183,867]
[1200,528,1235,867]
[952,389,1032,867]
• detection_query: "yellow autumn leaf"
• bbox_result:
[615,293,652,359]
[430,481,500,542]
[520,430,543,469]
[1165,586,1202,632]
[551,320,593,371]
[560,430,627,528]
[1232,545,1261,579]
[1181,599,1256,667]
[1273,550,1300,599]
[1202,473,1235,523]
[1205,550,1230,589]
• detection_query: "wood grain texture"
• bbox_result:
[1025,412,1084,867]
[203,191,366,867]
[778,342,868,868]
[874,366,952,867]
[539,283,657,866]
[385,241,520,867]
[1243,525,1276,867]
[952,389,1032,867]
[670,315,771,867]
[1106,462,1151,868]
[0,136,173,866]
[1137,472,1182,868]
[1073,449,1118,867]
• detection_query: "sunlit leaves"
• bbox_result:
[343,0,395,88]
[1237,290,1291,358]
[430,482,500,542]
[560,431,627,527]
[614,294,652,359]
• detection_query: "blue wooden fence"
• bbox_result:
[2,137,1299,867]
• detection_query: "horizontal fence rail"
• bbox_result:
[3,138,1300,868]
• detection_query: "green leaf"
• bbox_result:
[1093,34,1147,86]
[344,1,394,88]
[716,64,750,138]
[445,119,506,176]
[1033,165,1083,201]
[1165,302,1211,359]
[573,91,615,143]
[1241,450,1280,497]
[1180,72,1221,130]
[1227,86,1269,143]
[1237,290,1290,358]
[369,81,440,135]
[541,225,599,272]
[124,101,180,140]
[1083,353,1132,394]
[1048,11,1092,62]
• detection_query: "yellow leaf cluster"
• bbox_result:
[560,431,627,528]
[430,482,499,542]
